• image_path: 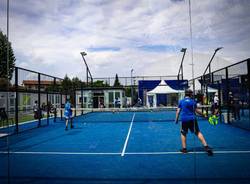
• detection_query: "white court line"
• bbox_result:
[121,113,135,157]
[0,151,121,155]
[125,150,250,155]
[0,150,250,155]
[0,133,9,137]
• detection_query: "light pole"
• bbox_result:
[203,47,223,81]
[177,48,187,80]
[80,51,93,86]
[80,52,88,85]
[131,69,134,106]
[203,47,223,106]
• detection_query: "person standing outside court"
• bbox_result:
[233,96,240,120]
[175,89,213,155]
[209,92,219,125]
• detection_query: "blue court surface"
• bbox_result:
[1,111,250,184]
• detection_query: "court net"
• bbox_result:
[57,105,210,123]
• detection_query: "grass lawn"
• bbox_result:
[0,114,35,127]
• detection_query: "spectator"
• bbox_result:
[114,97,121,108]
[33,100,41,119]
[233,96,241,120]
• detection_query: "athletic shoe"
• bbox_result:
[204,146,213,156]
[180,148,188,154]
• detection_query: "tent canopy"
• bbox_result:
[147,80,183,94]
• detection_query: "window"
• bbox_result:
[79,97,82,104]
[109,92,114,103]
[108,92,114,107]
[56,95,60,104]
[115,92,120,99]
[10,98,15,106]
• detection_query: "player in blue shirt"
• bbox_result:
[175,89,213,155]
[64,99,73,130]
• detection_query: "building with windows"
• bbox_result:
[75,87,125,108]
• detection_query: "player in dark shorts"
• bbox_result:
[175,89,213,156]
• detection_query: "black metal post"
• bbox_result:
[38,73,41,127]
[206,84,209,115]
[60,93,63,121]
[15,67,19,133]
[218,81,222,123]
[200,77,204,113]
[81,83,83,115]
[131,69,134,106]
[247,59,250,122]
[53,78,57,122]
[74,89,76,117]
[86,68,88,86]
[46,92,49,125]
[225,68,230,124]
[211,72,214,84]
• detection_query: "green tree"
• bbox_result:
[92,80,109,87]
[113,74,121,87]
[125,87,131,97]
[0,30,16,80]
[0,77,9,89]
[61,75,72,93]
[72,77,82,89]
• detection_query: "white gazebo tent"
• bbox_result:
[146,80,184,107]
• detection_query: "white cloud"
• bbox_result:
[0,0,249,81]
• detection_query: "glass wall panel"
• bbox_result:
[192,0,250,182]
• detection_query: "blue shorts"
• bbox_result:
[65,115,72,119]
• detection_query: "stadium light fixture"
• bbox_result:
[80,51,87,56]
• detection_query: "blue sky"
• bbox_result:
[0,0,250,81]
